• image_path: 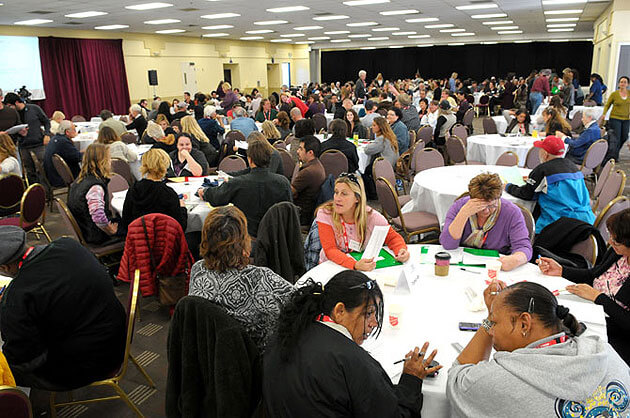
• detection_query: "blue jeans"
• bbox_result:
[606,118,630,162]
[529,92,543,115]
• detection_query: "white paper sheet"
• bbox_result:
[362,225,390,260]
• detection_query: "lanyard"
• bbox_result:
[18,246,34,269]
[264,110,271,120]
[341,221,350,252]
[317,314,335,324]
[535,334,568,349]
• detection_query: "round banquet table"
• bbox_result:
[569,105,605,120]
[297,244,606,418]
[401,165,535,225]
[466,134,537,167]
[73,132,99,152]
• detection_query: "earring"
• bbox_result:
[522,331,526,337]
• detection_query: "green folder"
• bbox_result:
[463,248,500,257]
[349,248,402,269]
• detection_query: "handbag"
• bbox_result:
[141,216,188,306]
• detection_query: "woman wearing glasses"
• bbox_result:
[315,173,410,271]
[264,270,441,417]
[440,173,532,271]
[447,280,629,417]
[538,208,630,364]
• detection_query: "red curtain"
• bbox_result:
[36,37,131,119]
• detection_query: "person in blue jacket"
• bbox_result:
[43,120,82,187]
[556,108,601,164]
[588,73,607,106]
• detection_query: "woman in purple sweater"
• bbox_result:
[440,173,532,271]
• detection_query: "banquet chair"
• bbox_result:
[570,111,583,133]
[592,169,626,214]
[579,139,607,176]
[482,117,498,135]
[446,136,467,165]
[591,159,615,210]
[218,155,247,173]
[71,115,86,122]
[284,134,296,147]
[414,148,444,173]
[30,151,65,210]
[272,140,287,150]
[416,126,433,144]
[515,203,535,244]
[0,173,25,217]
[372,157,411,206]
[50,270,155,418]
[52,154,75,197]
[462,109,475,133]
[408,130,417,146]
[583,100,597,107]
[121,133,137,145]
[402,140,425,181]
[320,150,348,178]
[475,95,489,117]
[496,151,519,166]
[226,130,246,144]
[569,234,598,267]
[53,198,124,266]
[593,196,630,243]
[524,147,541,169]
[277,149,295,180]
[0,184,51,242]
[312,113,327,133]
[108,173,130,207]
[111,158,135,186]
[375,176,440,243]
[452,124,468,145]
[0,386,32,418]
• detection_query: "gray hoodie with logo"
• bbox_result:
[447,333,630,418]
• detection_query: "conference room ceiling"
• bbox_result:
[0,0,608,49]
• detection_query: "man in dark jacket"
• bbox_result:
[125,104,147,139]
[292,135,326,226]
[0,226,126,390]
[319,119,360,173]
[355,70,367,102]
[43,120,82,187]
[197,139,292,237]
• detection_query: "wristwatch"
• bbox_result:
[481,318,493,332]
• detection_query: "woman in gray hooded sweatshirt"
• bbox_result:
[447,281,630,418]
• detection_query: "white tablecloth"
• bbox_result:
[353,104,365,114]
[74,121,100,133]
[297,244,606,418]
[110,176,218,232]
[491,116,508,134]
[467,134,536,167]
[314,133,371,174]
[73,132,98,152]
[325,112,334,123]
[569,105,605,120]
[401,165,535,225]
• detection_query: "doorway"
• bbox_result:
[222,64,241,89]
[266,63,282,97]
[181,62,197,94]
[223,69,232,86]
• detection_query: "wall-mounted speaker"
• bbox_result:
[148,70,158,86]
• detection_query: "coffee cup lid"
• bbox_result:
[435,252,452,260]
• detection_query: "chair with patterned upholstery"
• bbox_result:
[569,234,598,267]
[0,183,51,242]
[462,108,475,133]
[452,124,468,145]
[320,149,348,178]
[416,126,433,144]
[570,111,583,133]
[272,140,287,150]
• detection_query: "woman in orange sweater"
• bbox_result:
[315,173,409,271]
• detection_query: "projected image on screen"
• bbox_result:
[0,36,45,100]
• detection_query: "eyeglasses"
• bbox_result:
[483,200,499,210]
[338,172,360,185]
[349,279,378,291]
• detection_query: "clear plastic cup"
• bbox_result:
[486,260,502,281]
[388,303,403,329]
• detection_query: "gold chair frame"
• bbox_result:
[18,183,52,242]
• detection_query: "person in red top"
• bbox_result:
[315,173,409,271]
[281,92,309,117]
[529,70,551,114]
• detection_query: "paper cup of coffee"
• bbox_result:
[388,303,403,329]
[434,252,451,277]
[486,260,502,281]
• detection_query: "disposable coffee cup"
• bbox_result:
[434,252,451,277]
[486,260,502,281]
[388,303,403,329]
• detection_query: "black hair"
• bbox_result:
[3,92,21,105]
[99,109,113,120]
[502,282,580,336]
[590,73,603,83]
[330,119,348,137]
[619,76,630,84]
[157,101,171,116]
[514,108,531,124]
[274,271,384,361]
[300,135,321,157]
[606,208,630,247]
[294,119,315,138]
[390,106,403,121]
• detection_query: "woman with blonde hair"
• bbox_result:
[68,143,120,244]
[180,115,218,166]
[261,120,281,145]
[96,126,138,164]
[0,133,20,175]
[220,82,238,111]
[315,173,409,271]
[374,72,384,88]
[120,148,187,234]
[50,111,65,135]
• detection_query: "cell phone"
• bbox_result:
[451,342,464,353]
[458,322,481,332]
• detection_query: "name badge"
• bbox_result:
[348,239,361,252]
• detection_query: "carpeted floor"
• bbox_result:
[22,117,630,417]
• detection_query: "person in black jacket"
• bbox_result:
[43,120,82,187]
[319,119,360,173]
[263,271,442,417]
[537,209,630,364]
[0,226,126,390]
[125,104,147,139]
[120,148,187,234]
[166,134,209,177]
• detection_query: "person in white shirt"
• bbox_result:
[0,133,20,175]
[420,100,440,132]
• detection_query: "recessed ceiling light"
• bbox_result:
[425,23,454,28]
[201,13,240,19]
[408,34,431,38]
[202,32,229,37]
[452,32,475,36]
[14,19,53,25]
[241,36,264,40]
[542,0,586,4]
[482,41,498,44]
[389,45,404,48]
[348,34,372,37]
[448,43,465,46]
[330,39,351,42]
[546,17,579,21]
[456,3,498,10]
[280,33,305,37]
[368,37,389,41]
[270,39,290,42]
[393,31,416,35]
[372,27,399,31]
[482,20,513,25]
[471,13,507,19]
[308,36,330,40]
[65,11,108,18]
[498,30,523,34]
[266,6,309,12]
[361,47,376,50]
[294,25,323,30]
[125,2,172,10]
[417,44,433,47]
[380,9,419,15]
[343,0,389,5]
[491,26,519,30]
[295,41,314,44]
[156,29,185,33]
[95,24,129,30]
[246,29,274,34]
[543,9,582,14]
[548,28,574,31]
[547,23,577,27]
[406,17,439,23]
[202,24,234,30]
[144,19,181,24]
[346,22,378,27]
[514,40,532,43]
[254,20,288,25]
[324,30,350,34]
[440,28,465,32]
[550,39,569,42]
[313,15,349,21]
